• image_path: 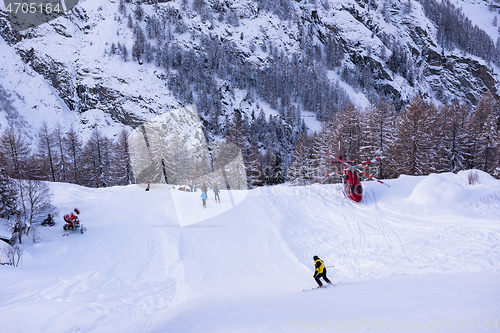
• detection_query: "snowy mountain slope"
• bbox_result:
[0,0,181,140]
[1,170,499,332]
[0,36,77,141]
[450,0,500,42]
[1,0,500,140]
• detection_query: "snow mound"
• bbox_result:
[406,173,466,206]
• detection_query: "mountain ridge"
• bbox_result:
[1,0,500,139]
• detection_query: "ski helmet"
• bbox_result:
[74,208,80,215]
[313,255,319,260]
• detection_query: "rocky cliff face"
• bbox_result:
[0,0,499,138]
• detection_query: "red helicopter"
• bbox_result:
[323,148,389,202]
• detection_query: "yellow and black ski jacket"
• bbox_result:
[315,258,325,274]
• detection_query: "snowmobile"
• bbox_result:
[41,214,56,227]
[63,210,86,235]
[63,220,86,235]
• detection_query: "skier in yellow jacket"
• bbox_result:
[313,255,332,288]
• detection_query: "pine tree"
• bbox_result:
[331,103,361,161]
[245,146,263,188]
[223,112,252,189]
[127,13,133,29]
[65,126,83,185]
[134,2,144,21]
[464,92,499,173]
[0,167,16,218]
[389,96,438,176]
[0,127,31,179]
[53,123,67,182]
[36,122,56,182]
[122,45,129,62]
[163,135,190,185]
[311,118,337,183]
[119,0,126,16]
[110,129,135,186]
[360,96,397,179]
[132,22,146,62]
[288,134,313,185]
[82,127,111,188]
[435,102,469,173]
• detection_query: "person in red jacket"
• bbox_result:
[63,208,80,230]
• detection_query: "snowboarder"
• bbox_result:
[63,208,81,231]
[201,191,207,208]
[41,214,55,227]
[213,185,220,203]
[313,255,332,288]
[145,181,151,191]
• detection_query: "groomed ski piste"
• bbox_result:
[1,170,499,332]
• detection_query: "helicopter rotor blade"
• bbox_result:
[356,168,390,187]
[325,152,349,168]
[356,156,385,168]
[323,168,349,178]
[325,152,354,167]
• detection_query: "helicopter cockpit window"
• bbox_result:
[349,185,355,194]
[355,185,363,195]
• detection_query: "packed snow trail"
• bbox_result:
[1,184,187,333]
[1,171,499,332]
[152,171,500,332]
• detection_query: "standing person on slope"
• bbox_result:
[201,191,207,208]
[213,185,220,203]
[313,255,332,288]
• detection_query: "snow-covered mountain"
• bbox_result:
[1,170,499,332]
[1,0,500,139]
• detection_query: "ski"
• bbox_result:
[303,286,327,291]
[303,284,335,291]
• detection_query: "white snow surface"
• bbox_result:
[1,170,499,332]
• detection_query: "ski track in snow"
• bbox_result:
[1,171,500,332]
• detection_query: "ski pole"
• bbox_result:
[325,265,335,268]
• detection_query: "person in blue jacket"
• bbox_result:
[201,191,207,208]
[213,185,220,203]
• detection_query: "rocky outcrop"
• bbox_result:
[1,0,500,138]
[317,0,500,107]
[18,48,76,110]
[423,49,498,106]
[76,83,161,128]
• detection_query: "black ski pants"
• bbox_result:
[314,270,331,287]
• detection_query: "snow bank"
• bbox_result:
[403,170,500,218]
[406,173,467,206]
